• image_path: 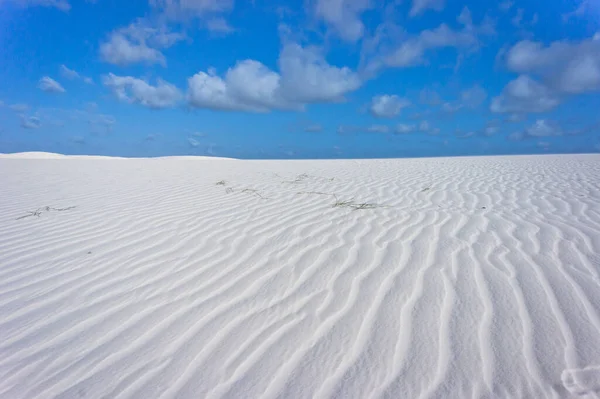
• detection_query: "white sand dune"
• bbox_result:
[1,154,600,399]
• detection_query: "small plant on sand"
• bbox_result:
[283,173,310,184]
[16,206,77,220]
[242,188,269,199]
[332,199,386,211]
[216,180,226,186]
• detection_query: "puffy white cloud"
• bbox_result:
[38,76,65,93]
[509,120,564,141]
[187,60,286,112]
[314,0,371,42]
[369,95,410,118]
[187,43,362,112]
[410,0,445,17]
[103,73,182,109]
[20,115,41,129]
[460,84,487,107]
[99,19,186,66]
[11,0,70,11]
[505,36,600,94]
[490,75,559,113]
[525,119,562,137]
[278,43,361,103]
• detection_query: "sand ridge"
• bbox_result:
[1,154,600,398]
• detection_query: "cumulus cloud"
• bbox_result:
[509,120,564,141]
[491,75,559,113]
[410,0,445,17]
[525,119,563,137]
[505,36,600,94]
[11,0,70,11]
[370,95,410,118]
[103,73,182,109]
[20,115,41,129]
[187,43,361,112]
[38,76,65,93]
[100,19,186,66]
[314,0,371,42]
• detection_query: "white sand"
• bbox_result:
[1,154,600,399]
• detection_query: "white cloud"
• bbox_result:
[187,60,285,112]
[100,19,186,66]
[60,65,94,84]
[370,95,410,118]
[205,17,235,33]
[419,120,431,131]
[188,137,200,147]
[60,65,80,80]
[563,0,596,21]
[525,119,563,137]
[314,0,371,42]
[20,115,41,129]
[505,36,600,94]
[491,75,559,113]
[279,43,362,103]
[395,123,416,134]
[12,0,70,11]
[410,0,445,17]
[460,84,487,107]
[384,24,477,67]
[38,76,65,93]
[187,43,362,112]
[103,73,182,109]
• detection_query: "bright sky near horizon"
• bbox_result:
[1,0,600,158]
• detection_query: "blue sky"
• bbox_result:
[1,0,600,159]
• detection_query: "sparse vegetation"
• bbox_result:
[216,180,226,186]
[16,206,77,220]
